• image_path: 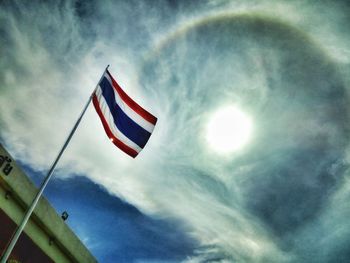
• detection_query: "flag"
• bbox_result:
[92,69,157,158]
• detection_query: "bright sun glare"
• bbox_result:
[206,106,253,154]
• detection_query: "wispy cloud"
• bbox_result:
[1,0,349,262]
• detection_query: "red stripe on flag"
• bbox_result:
[106,70,158,125]
[93,95,138,158]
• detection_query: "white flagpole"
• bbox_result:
[1,65,109,263]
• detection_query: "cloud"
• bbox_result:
[1,0,350,262]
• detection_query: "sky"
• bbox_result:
[1,0,350,262]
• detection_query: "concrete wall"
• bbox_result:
[0,144,97,263]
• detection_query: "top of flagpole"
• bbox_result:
[90,65,110,97]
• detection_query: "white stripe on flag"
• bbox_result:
[104,73,155,133]
[95,86,142,153]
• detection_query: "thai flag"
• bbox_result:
[92,70,157,158]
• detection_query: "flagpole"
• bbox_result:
[1,65,109,263]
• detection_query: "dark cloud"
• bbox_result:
[20,164,197,262]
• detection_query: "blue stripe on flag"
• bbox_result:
[99,77,151,148]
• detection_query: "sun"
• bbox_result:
[206,106,253,154]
